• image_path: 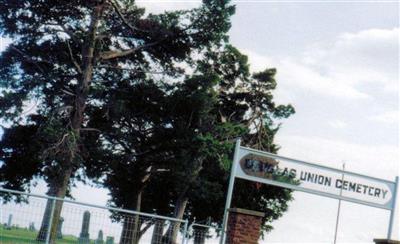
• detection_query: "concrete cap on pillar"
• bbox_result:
[228,208,265,217]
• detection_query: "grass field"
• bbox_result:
[0,225,96,244]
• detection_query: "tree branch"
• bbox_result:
[59,25,80,43]
[80,128,101,133]
[99,41,161,60]
[45,23,80,43]
[66,41,82,74]
[10,46,47,73]
[109,0,151,34]
[97,65,167,74]
[61,88,75,96]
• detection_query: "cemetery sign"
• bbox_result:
[220,139,399,244]
[237,150,396,209]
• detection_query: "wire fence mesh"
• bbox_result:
[0,188,220,244]
[185,223,221,244]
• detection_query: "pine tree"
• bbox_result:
[164,46,296,242]
[89,45,295,243]
[0,1,234,242]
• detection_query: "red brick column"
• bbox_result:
[226,208,265,244]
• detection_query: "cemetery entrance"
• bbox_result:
[220,139,399,244]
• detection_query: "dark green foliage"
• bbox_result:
[0,1,236,242]
[93,44,295,241]
[181,46,296,233]
[0,123,42,193]
[0,0,295,241]
[0,0,235,193]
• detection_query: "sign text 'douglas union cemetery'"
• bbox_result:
[234,146,396,210]
[220,140,398,244]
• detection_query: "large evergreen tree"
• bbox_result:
[169,46,295,242]
[0,0,234,242]
[87,45,295,243]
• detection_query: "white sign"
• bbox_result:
[220,139,399,244]
[235,146,396,209]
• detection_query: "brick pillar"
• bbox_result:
[373,239,400,244]
[226,208,265,244]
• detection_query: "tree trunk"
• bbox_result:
[36,166,73,243]
[151,219,165,244]
[71,3,103,131]
[163,158,205,244]
[36,3,104,243]
[36,185,57,241]
[119,190,143,244]
[163,195,189,244]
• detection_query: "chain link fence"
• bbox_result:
[0,188,220,244]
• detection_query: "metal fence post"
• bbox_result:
[0,197,3,226]
[45,198,57,244]
[387,176,399,239]
[181,219,189,244]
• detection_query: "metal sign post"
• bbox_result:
[220,138,241,244]
[220,141,398,243]
[387,176,399,239]
[333,162,345,244]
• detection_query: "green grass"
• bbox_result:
[0,225,95,244]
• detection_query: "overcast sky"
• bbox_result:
[231,2,399,243]
[0,1,399,243]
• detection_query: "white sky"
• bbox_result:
[231,2,399,243]
[0,1,399,243]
